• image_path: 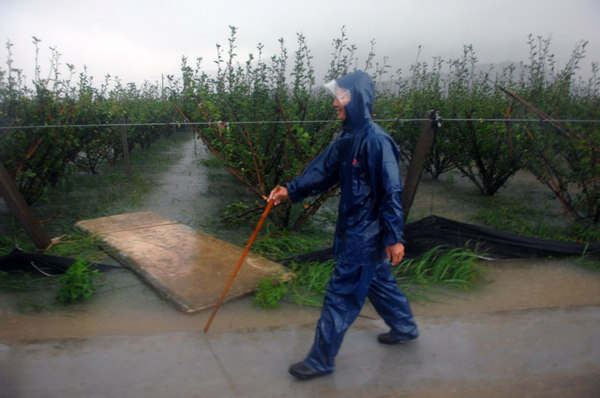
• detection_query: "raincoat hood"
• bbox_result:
[326,70,375,130]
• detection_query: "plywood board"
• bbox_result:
[76,212,290,313]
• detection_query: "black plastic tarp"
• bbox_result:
[283,215,599,264]
[403,215,599,259]
[0,247,120,276]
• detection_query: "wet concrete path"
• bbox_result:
[1,305,599,397]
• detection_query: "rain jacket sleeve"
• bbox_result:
[286,139,340,203]
[365,133,406,245]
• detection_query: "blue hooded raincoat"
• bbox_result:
[286,71,419,374]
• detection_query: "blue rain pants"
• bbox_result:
[303,259,419,374]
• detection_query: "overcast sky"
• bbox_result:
[1,0,599,88]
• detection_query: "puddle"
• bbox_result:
[1,134,599,341]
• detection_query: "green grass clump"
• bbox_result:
[252,274,289,309]
[394,246,482,290]
[55,259,103,304]
[252,260,334,309]
[1,256,105,310]
[251,232,321,259]
[285,260,336,307]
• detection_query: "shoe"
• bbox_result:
[377,332,417,345]
[288,361,328,380]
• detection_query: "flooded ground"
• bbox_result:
[132,133,254,239]
[1,133,599,342]
[2,255,600,342]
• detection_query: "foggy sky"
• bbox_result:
[1,0,599,87]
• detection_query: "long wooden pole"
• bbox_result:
[402,110,439,219]
[120,117,132,181]
[204,199,274,333]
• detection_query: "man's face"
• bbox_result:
[333,97,346,121]
[332,87,350,121]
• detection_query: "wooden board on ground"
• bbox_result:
[76,211,290,313]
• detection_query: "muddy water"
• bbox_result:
[135,134,217,227]
[2,257,600,341]
[1,135,599,341]
[132,134,255,241]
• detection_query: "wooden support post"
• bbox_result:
[120,117,132,181]
[193,124,198,156]
[172,118,177,143]
[0,161,51,250]
[402,110,440,219]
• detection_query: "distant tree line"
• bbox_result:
[1,28,598,228]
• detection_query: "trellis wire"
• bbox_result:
[1,118,599,131]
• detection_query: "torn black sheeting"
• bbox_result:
[0,247,121,276]
[282,215,599,264]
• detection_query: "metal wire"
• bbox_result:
[0,118,599,131]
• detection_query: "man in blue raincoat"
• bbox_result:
[268,70,419,380]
